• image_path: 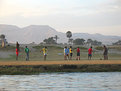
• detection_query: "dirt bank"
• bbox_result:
[0,60,121,65]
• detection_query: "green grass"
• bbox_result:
[0,45,121,61]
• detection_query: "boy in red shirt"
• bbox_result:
[16,48,19,60]
[76,47,80,60]
[88,46,93,60]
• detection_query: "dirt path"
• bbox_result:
[0,60,121,65]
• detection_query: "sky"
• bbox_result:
[0,0,121,36]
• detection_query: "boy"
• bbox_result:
[64,46,69,60]
[88,46,93,60]
[76,47,80,60]
[103,45,108,60]
[16,42,19,60]
[69,46,73,60]
[16,47,19,60]
[43,46,47,60]
[24,46,29,61]
[64,46,67,60]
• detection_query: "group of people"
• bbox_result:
[16,44,48,61]
[64,45,108,60]
[64,46,72,60]
[16,44,30,61]
[64,46,93,60]
[16,42,108,61]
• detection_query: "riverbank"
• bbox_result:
[0,60,121,75]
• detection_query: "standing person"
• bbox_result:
[69,46,73,60]
[16,47,19,60]
[64,46,67,60]
[16,42,20,51]
[42,46,47,60]
[103,45,108,60]
[76,47,80,60]
[64,46,69,60]
[24,46,29,61]
[16,42,19,60]
[88,46,93,60]
[66,47,70,60]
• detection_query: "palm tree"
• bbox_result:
[69,38,73,45]
[66,31,72,44]
[54,35,59,44]
[0,34,6,48]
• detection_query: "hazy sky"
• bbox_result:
[0,0,121,36]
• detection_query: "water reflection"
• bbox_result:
[0,72,121,91]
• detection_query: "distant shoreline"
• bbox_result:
[0,60,121,75]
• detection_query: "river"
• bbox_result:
[0,72,121,91]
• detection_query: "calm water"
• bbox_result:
[0,72,121,91]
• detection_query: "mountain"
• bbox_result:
[0,24,121,44]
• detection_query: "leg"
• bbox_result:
[44,55,45,60]
[106,55,108,60]
[70,56,72,60]
[76,56,78,60]
[45,55,47,60]
[27,53,29,61]
[16,53,18,60]
[79,56,80,60]
[16,55,18,60]
[44,54,46,60]
[67,54,69,60]
[104,55,106,60]
[26,53,27,61]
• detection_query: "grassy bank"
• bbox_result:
[0,64,121,75]
[0,45,121,61]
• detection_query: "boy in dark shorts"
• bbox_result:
[24,46,29,61]
[42,46,48,60]
[69,46,73,60]
[76,47,80,60]
[88,46,93,60]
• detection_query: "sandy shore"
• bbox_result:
[0,60,121,65]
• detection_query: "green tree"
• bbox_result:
[73,38,85,45]
[87,39,93,45]
[43,37,56,44]
[113,40,121,45]
[93,40,102,45]
[86,39,102,46]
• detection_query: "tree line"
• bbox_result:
[43,31,102,46]
[0,31,121,47]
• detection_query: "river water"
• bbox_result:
[0,72,121,91]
